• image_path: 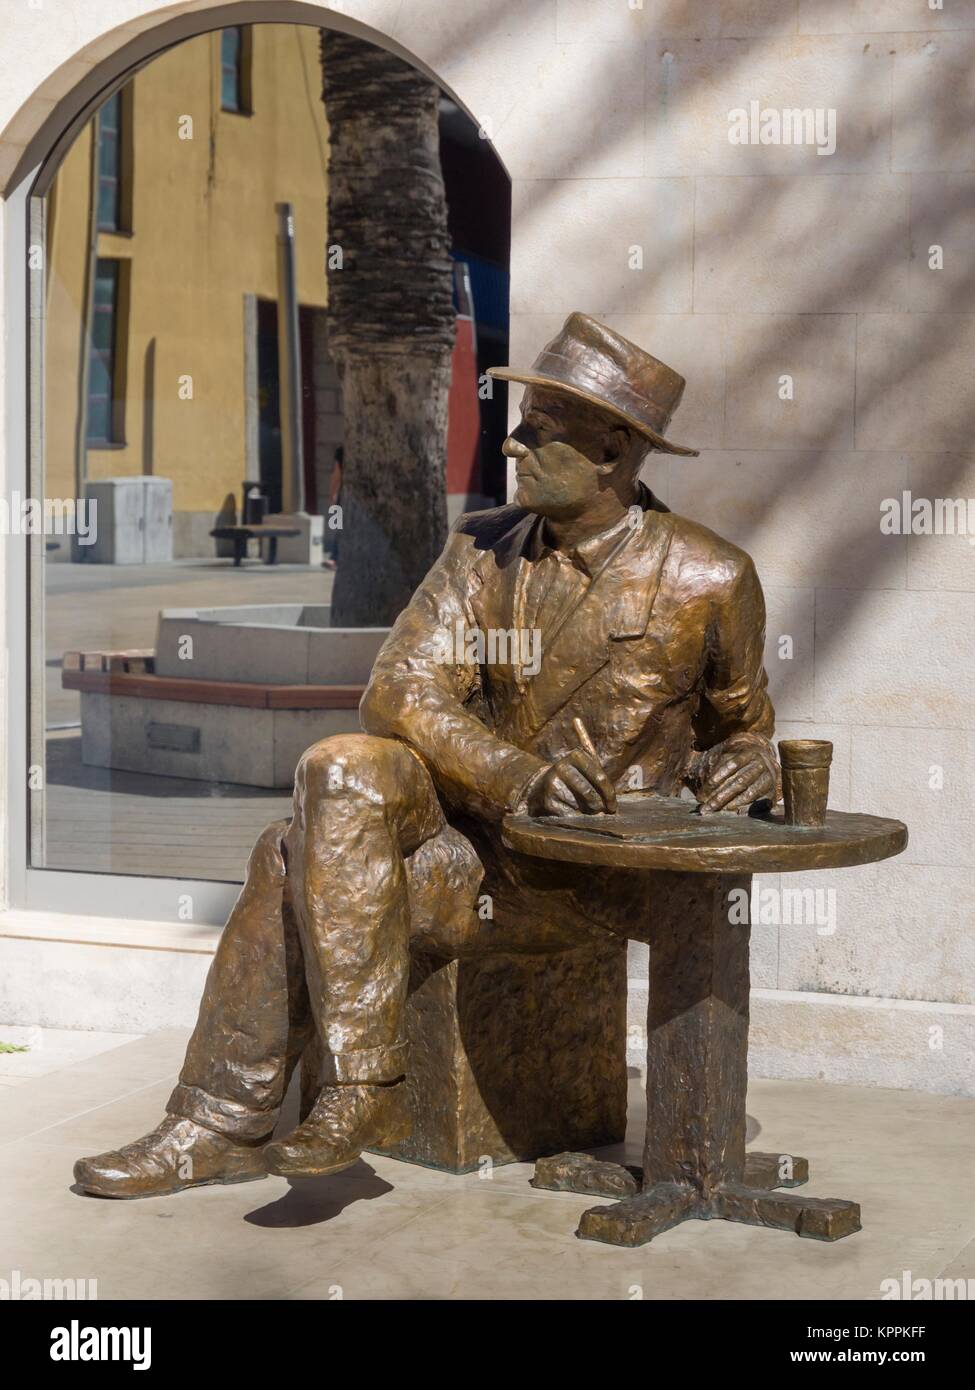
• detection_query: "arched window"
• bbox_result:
[5,17,510,925]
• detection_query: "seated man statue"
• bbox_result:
[74,313,779,1199]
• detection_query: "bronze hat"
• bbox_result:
[487,312,699,457]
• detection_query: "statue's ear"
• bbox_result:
[600,425,630,466]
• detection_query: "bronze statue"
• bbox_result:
[74,313,781,1199]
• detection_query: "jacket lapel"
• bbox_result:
[517,509,676,742]
[469,510,536,637]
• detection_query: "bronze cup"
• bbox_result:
[778,739,832,827]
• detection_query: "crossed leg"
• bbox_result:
[73,734,485,1195]
[73,731,630,1195]
[170,732,481,1141]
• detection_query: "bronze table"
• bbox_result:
[502,795,907,1248]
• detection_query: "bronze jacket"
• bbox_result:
[361,490,776,824]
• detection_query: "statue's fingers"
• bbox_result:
[720,775,771,813]
[700,765,765,813]
[557,763,608,814]
[701,769,756,812]
[563,750,617,812]
[544,777,584,816]
[698,754,747,798]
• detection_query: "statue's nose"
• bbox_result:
[502,434,528,459]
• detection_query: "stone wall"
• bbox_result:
[1,1,973,1093]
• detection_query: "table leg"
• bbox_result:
[643,870,751,1194]
[533,870,861,1247]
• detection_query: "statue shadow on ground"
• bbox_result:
[244,1065,395,1228]
[244,1163,395,1229]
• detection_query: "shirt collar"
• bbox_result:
[525,489,646,577]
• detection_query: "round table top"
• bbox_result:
[502,794,908,873]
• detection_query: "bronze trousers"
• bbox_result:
[168,733,647,1140]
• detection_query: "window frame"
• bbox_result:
[95,85,134,235]
[2,167,240,928]
[219,26,253,116]
[96,90,122,231]
[0,9,475,933]
[85,256,129,448]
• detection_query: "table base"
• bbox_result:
[532,1149,860,1246]
[495,821,903,1256]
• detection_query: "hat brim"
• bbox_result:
[487,367,700,457]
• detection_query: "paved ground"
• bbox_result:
[43,730,292,880]
[42,560,335,879]
[0,1024,142,1087]
[1,1028,973,1301]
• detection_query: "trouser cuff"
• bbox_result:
[329,1041,409,1085]
[167,1083,276,1142]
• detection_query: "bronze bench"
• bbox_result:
[209,523,300,566]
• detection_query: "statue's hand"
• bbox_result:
[695,739,778,815]
[525,751,618,817]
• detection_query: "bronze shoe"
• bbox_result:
[73,1116,269,1199]
[263,1082,411,1178]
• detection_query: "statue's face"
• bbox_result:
[504,387,628,517]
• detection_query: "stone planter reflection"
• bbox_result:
[76,605,389,788]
